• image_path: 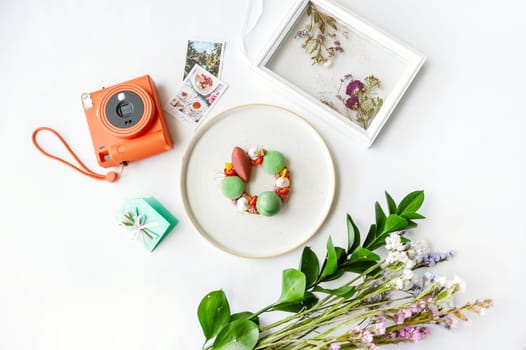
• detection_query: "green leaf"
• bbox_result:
[273,292,318,313]
[366,214,409,250]
[212,319,259,350]
[406,220,418,229]
[307,3,312,16]
[313,11,320,23]
[299,247,319,289]
[348,247,380,263]
[319,21,325,33]
[328,17,338,30]
[401,212,426,220]
[309,41,319,54]
[346,214,361,254]
[342,260,380,275]
[320,268,345,282]
[397,191,424,216]
[377,99,384,109]
[363,224,377,249]
[375,202,386,233]
[230,312,259,327]
[277,269,306,304]
[335,246,347,264]
[382,214,408,234]
[385,191,397,214]
[320,237,338,280]
[313,285,356,299]
[198,290,231,341]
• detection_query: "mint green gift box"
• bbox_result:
[121,197,179,252]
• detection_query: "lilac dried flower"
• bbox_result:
[295,30,308,38]
[346,80,366,96]
[345,95,359,110]
[415,251,454,268]
[295,3,346,65]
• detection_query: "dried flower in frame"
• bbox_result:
[295,2,348,66]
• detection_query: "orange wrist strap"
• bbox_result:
[32,127,124,182]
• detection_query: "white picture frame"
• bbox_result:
[254,0,426,146]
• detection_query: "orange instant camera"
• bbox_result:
[81,75,173,168]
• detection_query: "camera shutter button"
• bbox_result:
[117,145,127,153]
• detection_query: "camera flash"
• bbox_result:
[81,93,93,110]
[117,92,126,101]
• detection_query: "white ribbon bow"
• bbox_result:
[130,214,160,240]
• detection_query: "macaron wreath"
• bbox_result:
[220,146,291,216]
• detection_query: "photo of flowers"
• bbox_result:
[183,40,224,79]
[165,65,227,127]
[255,0,425,145]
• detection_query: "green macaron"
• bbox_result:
[221,176,245,199]
[256,191,282,216]
[262,150,286,174]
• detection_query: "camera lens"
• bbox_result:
[104,90,145,129]
[116,101,134,118]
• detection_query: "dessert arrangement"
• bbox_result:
[179,103,336,258]
[220,146,291,216]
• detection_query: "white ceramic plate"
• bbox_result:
[181,104,336,258]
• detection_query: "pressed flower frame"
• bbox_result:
[254,0,426,146]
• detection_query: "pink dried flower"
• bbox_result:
[372,316,386,335]
[346,80,365,96]
[345,95,359,110]
[396,312,405,325]
[389,326,431,344]
[429,304,440,320]
[445,316,459,329]
[361,330,373,344]
[350,326,361,335]
[410,326,431,343]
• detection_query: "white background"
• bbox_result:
[1,0,525,349]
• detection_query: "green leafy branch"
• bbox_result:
[197,191,426,350]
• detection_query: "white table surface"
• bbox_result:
[2,0,525,349]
